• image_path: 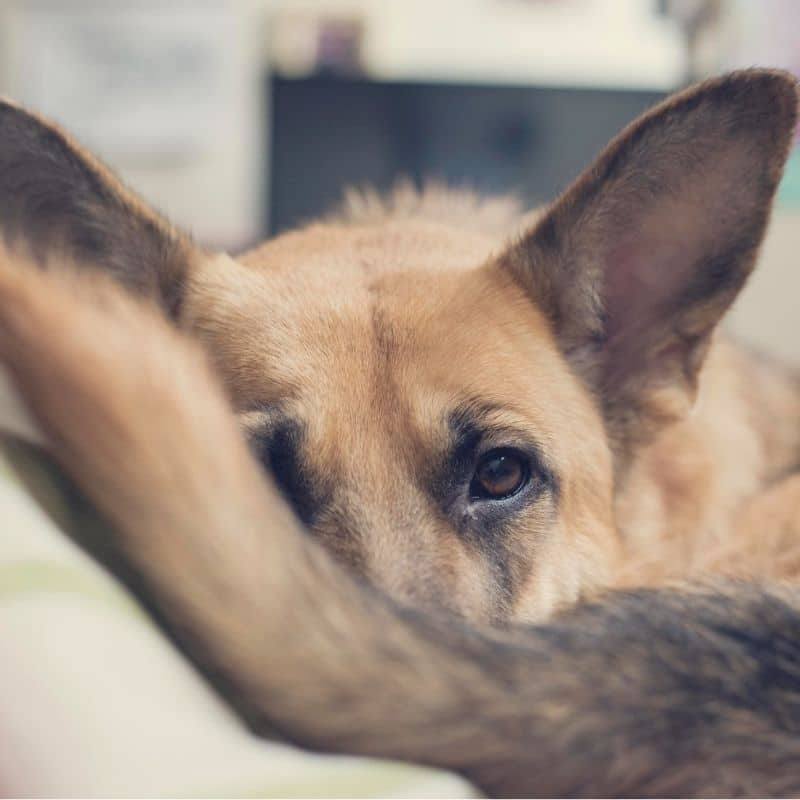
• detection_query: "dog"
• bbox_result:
[2,69,800,795]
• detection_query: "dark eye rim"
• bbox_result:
[469,447,531,502]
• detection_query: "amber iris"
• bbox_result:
[471,449,528,500]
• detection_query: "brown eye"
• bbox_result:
[470,448,528,500]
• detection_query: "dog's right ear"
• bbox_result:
[0,99,197,317]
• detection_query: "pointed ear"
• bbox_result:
[496,69,798,458]
[0,99,199,317]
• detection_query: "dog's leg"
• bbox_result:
[2,257,800,798]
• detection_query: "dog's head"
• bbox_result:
[1,70,796,623]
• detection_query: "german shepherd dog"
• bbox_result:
[2,70,800,796]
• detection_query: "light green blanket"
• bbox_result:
[0,389,475,797]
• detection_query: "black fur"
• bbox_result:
[251,418,329,527]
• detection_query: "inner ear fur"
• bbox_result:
[496,69,799,457]
[0,99,197,317]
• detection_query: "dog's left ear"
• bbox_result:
[0,99,198,317]
[496,69,798,459]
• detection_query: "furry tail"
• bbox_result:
[1,255,800,797]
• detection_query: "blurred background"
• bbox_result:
[0,0,797,362]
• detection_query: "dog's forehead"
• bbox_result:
[187,222,583,433]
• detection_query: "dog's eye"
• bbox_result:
[470,448,528,500]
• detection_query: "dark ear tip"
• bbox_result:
[0,97,39,136]
[0,99,66,142]
[703,68,799,130]
[0,97,22,119]
[713,67,798,93]
[727,67,798,107]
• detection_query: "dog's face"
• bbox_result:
[0,70,796,623]
[185,223,617,622]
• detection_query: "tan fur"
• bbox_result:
[615,339,800,585]
[188,225,618,620]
